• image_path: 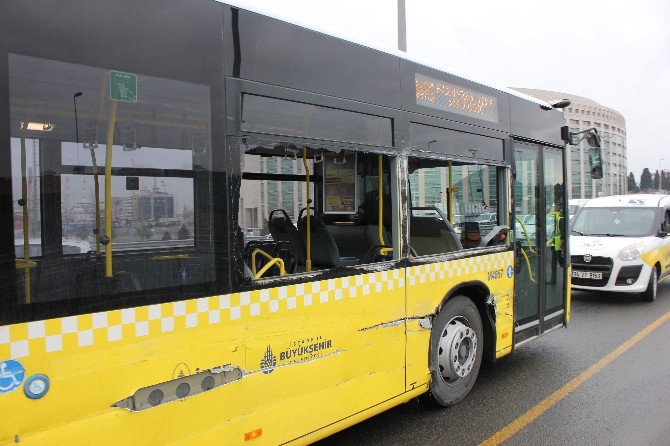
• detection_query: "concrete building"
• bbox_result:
[239,155,310,231]
[513,89,627,199]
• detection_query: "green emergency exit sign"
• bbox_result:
[109,71,137,103]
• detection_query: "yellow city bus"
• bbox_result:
[0,1,599,444]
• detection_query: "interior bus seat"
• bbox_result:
[298,215,358,268]
[326,224,391,263]
[479,225,509,247]
[326,225,367,260]
[410,215,462,256]
[268,209,306,267]
[362,225,392,259]
[461,221,482,249]
[357,189,392,228]
[37,256,93,302]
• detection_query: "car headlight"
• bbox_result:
[617,243,645,261]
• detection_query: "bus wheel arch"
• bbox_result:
[428,283,494,406]
[435,282,496,363]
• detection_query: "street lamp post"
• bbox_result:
[397,0,407,51]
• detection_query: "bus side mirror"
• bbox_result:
[562,126,603,180]
[585,130,603,180]
[661,222,670,236]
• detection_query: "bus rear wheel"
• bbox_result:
[428,295,484,406]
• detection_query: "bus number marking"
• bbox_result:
[488,269,503,281]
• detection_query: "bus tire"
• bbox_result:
[428,295,484,407]
[641,267,658,302]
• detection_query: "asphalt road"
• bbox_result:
[316,281,670,446]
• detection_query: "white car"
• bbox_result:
[570,194,670,301]
[14,238,91,257]
[515,214,536,244]
[568,198,589,221]
[475,213,497,223]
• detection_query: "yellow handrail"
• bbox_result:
[302,147,312,272]
[519,247,536,283]
[514,215,537,255]
[251,248,274,276]
[514,215,536,283]
[377,154,393,258]
[15,259,38,270]
[251,248,286,279]
[447,161,453,224]
[254,258,286,279]
[152,254,191,261]
[20,136,31,303]
[378,154,385,247]
[104,100,118,277]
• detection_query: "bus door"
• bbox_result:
[513,143,566,344]
[542,148,566,329]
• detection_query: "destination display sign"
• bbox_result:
[415,73,498,123]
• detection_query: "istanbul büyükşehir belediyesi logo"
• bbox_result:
[260,345,277,374]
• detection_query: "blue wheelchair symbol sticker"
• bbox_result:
[177,267,190,283]
[0,359,26,394]
[24,374,50,399]
[507,265,514,279]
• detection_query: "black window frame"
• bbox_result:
[0,0,229,326]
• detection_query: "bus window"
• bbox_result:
[61,174,195,250]
[409,158,505,255]
[6,53,218,316]
[235,139,397,280]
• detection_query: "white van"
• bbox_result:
[570,194,670,300]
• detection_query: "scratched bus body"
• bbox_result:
[1,1,571,444]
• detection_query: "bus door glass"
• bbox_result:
[514,143,567,342]
[543,148,566,321]
[513,144,541,335]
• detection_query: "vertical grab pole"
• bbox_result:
[448,161,453,224]
[91,149,102,254]
[302,147,312,272]
[93,76,107,255]
[20,136,31,303]
[378,154,385,246]
[104,101,118,277]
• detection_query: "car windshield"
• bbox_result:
[572,207,657,237]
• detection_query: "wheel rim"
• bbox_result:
[437,317,477,384]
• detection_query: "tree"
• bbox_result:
[640,168,653,191]
[137,224,152,241]
[663,171,670,192]
[178,224,190,240]
[627,172,640,193]
[653,169,660,190]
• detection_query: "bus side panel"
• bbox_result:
[223,7,401,110]
[405,251,515,388]
[0,269,405,445]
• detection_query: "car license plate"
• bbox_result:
[572,270,602,280]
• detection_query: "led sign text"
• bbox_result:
[415,73,498,123]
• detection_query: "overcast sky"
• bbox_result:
[236,0,670,179]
